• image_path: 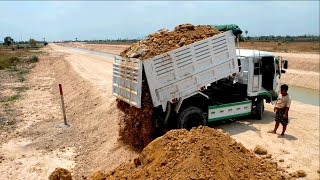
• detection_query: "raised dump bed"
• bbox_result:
[113,30,238,111]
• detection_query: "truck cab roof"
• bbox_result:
[236,49,275,58]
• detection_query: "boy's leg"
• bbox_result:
[281,116,288,135]
[281,125,287,135]
[272,122,280,133]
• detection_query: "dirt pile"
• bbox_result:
[91,126,287,179]
[120,23,220,60]
[49,168,72,180]
[253,145,268,155]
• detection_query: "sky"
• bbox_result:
[0,1,319,42]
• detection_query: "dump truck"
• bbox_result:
[112,30,288,129]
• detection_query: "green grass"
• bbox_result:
[15,86,29,92]
[1,86,29,102]
[0,43,44,50]
[7,95,19,101]
[0,48,41,70]
[18,76,26,82]
[0,54,20,69]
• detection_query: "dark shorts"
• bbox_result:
[275,109,288,126]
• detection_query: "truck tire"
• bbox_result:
[255,99,264,120]
[177,107,206,130]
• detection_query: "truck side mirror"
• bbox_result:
[283,60,288,69]
[281,70,286,73]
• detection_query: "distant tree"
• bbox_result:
[29,38,37,47]
[4,36,14,46]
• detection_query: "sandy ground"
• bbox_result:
[0,50,76,179]
[218,101,319,179]
[0,43,318,179]
[0,45,138,179]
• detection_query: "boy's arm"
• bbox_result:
[284,107,289,118]
[283,97,291,118]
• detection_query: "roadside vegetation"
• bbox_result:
[0,38,42,131]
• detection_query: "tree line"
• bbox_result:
[3,34,319,45]
[241,34,319,42]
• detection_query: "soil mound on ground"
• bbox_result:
[120,23,220,60]
[91,126,287,179]
[49,168,72,180]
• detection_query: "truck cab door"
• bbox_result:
[248,58,262,92]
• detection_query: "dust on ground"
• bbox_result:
[90,126,288,179]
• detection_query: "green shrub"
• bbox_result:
[29,55,39,62]
[29,39,37,47]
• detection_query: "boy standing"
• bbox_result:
[270,84,291,135]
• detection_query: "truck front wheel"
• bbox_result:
[255,99,264,120]
[177,107,206,130]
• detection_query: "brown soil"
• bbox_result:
[49,168,72,180]
[120,24,220,59]
[117,80,156,150]
[90,126,287,180]
[240,41,320,53]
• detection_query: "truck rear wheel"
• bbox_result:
[177,107,206,130]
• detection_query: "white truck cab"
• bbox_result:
[236,49,287,101]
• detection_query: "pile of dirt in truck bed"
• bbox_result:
[90,126,287,180]
[120,23,220,60]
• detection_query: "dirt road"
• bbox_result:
[59,42,130,55]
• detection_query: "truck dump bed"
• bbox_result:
[113,30,238,110]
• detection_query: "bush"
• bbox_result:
[0,56,19,69]
[28,55,39,62]
[29,39,37,47]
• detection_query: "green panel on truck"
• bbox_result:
[208,100,252,122]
